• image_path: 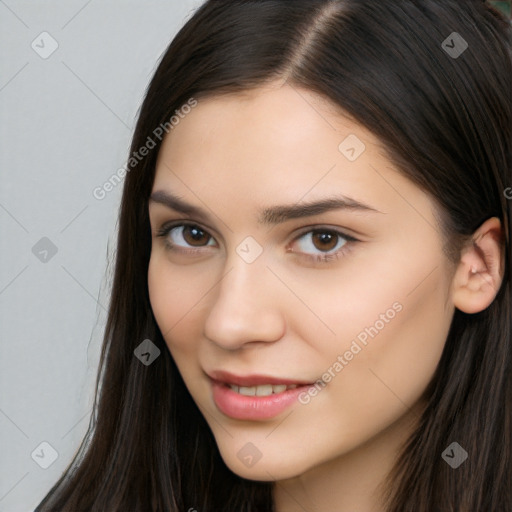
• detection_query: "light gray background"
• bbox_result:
[0,2,204,510]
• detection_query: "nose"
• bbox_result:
[203,253,286,350]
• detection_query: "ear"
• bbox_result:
[452,217,505,314]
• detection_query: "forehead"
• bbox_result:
[156,84,375,169]
[152,84,434,229]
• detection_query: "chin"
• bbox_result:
[219,449,310,482]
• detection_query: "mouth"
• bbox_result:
[207,369,314,386]
[206,369,317,420]
[226,382,300,396]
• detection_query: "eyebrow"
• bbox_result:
[149,190,383,225]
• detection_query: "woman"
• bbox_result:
[35,0,511,510]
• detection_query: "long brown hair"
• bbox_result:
[35,1,511,510]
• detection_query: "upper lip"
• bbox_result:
[207,370,314,387]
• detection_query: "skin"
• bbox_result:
[147,82,503,511]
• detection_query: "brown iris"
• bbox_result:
[182,225,211,246]
[311,231,338,251]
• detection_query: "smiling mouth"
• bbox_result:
[208,376,315,420]
[205,369,318,420]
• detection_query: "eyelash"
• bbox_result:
[155,221,358,264]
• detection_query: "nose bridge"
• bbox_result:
[220,256,260,309]
[203,245,285,348]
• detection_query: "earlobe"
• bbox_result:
[451,217,504,314]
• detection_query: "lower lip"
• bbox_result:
[210,379,311,420]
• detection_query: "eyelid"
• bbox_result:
[156,221,358,243]
[290,224,359,242]
[156,220,220,244]
[156,220,360,262]
[285,226,358,262]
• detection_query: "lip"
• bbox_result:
[206,370,316,421]
[206,369,314,387]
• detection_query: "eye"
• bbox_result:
[289,228,357,263]
[296,230,345,253]
[156,222,357,263]
[157,223,216,251]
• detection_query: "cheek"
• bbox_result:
[319,265,452,434]
[147,254,208,350]
[293,243,453,426]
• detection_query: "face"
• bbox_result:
[147,83,456,481]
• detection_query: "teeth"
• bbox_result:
[256,384,273,396]
[239,386,256,396]
[229,383,298,396]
